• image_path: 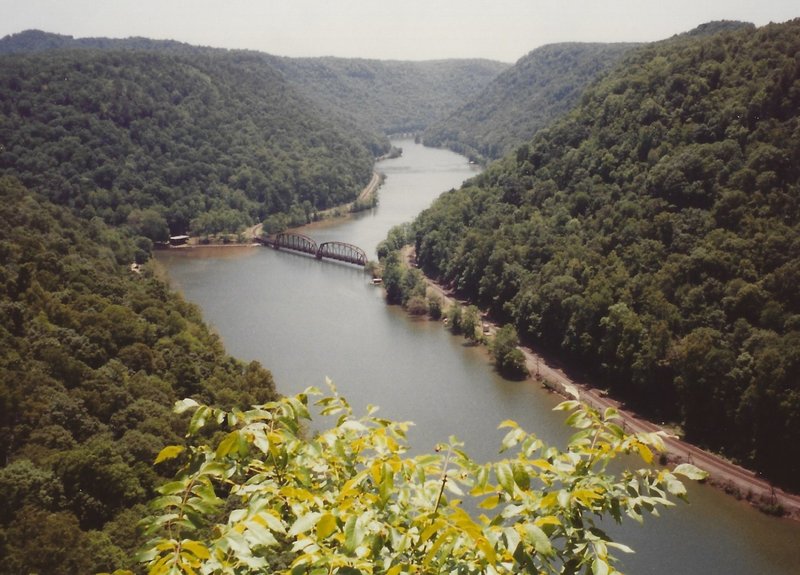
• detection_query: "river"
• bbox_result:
[157,139,800,574]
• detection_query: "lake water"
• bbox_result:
[157,139,800,574]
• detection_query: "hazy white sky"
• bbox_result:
[1,0,797,62]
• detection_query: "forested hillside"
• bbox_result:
[1,30,509,157]
[422,22,755,164]
[264,56,509,136]
[411,20,800,488]
[0,178,279,572]
[422,43,638,162]
[0,48,377,237]
[0,28,201,54]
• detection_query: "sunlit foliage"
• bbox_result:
[132,386,704,575]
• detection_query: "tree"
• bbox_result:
[405,295,428,316]
[4,505,94,574]
[380,252,404,305]
[446,302,463,334]
[127,209,170,243]
[131,386,705,575]
[427,295,443,320]
[490,325,529,379]
[461,305,481,342]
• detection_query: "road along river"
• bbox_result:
[157,139,800,574]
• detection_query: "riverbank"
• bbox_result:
[400,246,800,520]
[161,171,385,250]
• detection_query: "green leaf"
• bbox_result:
[496,462,516,494]
[423,528,454,567]
[592,557,609,575]
[501,427,524,451]
[512,462,531,490]
[478,494,501,510]
[673,463,708,481]
[344,514,366,553]
[635,441,654,464]
[157,480,189,496]
[554,400,580,412]
[251,429,270,454]
[522,523,554,557]
[215,430,241,458]
[188,405,211,435]
[665,475,687,497]
[154,445,184,464]
[606,541,635,554]
[244,521,279,547]
[260,511,286,534]
[316,513,337,540]
[288,512,321,537]
[174,398,200,414]
[181,540,210,560]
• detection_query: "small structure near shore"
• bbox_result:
[169,235,190,247]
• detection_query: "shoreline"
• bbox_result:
[401,246,800,521]
[163,171,384,250]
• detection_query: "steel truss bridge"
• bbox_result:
[260,233,368,267]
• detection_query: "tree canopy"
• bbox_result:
[0,178,279,572]
[422,43,639,163]
[0,49,375,236]
[421,22,755,164]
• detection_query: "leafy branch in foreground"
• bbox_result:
[129,382,705,575]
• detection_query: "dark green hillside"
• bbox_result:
[423,43,639,162]
[0,49,375,236]
[0,28,200,54]
[0,31,508,153]
[410,20,800,488]
[0,177,279,572]
[265,56,509,136]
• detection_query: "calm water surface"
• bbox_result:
[158,139,800,574]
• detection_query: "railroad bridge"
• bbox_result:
[260,233,368,267]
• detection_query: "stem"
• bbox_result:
[433,446,452,515]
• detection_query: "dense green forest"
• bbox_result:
[422,43,639,163]
[0,48,378,237]
[422,22,755,164]
[0,177,279,572]
[0,30,509,166]
[410,20,800,489]
[264,56,509,136]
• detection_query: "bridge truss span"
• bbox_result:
[318,241,368,266]
[262,233,368,267]
[273,232,318,256]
